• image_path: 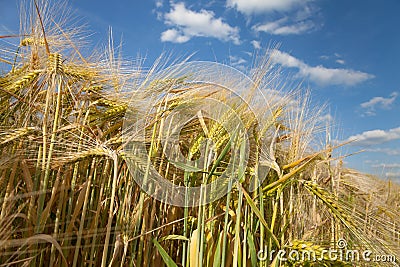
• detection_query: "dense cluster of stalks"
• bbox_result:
[0,1,399,266]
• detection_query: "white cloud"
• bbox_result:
[366,148,400,155]
[372,163,400,168]
[303,66,373,86]
[161,29,190,43]
[335,59,345,65]
[227,0,305,15]
[319,53,346,65]
[318,114,333,123]
[251,40,261,49]
[270,49,374,86]
[229,55,247,66]
[345,127,400,146]
[360,92,398,116]
[271,49,303,68]
[244,51,253,57]
[386,172,400,179]
[155,0,163,8]
[161,2,240,44]
[153,0,164,20]
[253,17,315,35]
[228,55,247,72]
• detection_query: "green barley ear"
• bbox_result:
[303,181,358,230]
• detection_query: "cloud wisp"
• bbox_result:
[366,148,400,156]
[227,0,306,15]
[161,2,240,44]
[372,163,400,168]
[270,49,374,86]
[251,40,261,49]
[385,172,400,179]
[336,59,345,65]
[253,17,315,35]
[345,127,400,146]
[360,92,398,116]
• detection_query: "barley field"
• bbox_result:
[0,1,399,266]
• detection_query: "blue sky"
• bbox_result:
[1,0,400,181]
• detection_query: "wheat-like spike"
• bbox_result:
[63,65,97,80]
[7,64,29,77]
[8,70,42,92]
[214,135,227,151]
[0,77,7,89]
[288,134,300,163]
[20,37,46,47]
[2,73,19,91]
[149,76,187,92]
[95,98,126,108]
[304,181,357,229]
[189,103,256,157]
[188,113,228,157]
[87,98,128,122]
[189,135,205,158]
[0,127,39,146]
[47,53,63,73]
[82,83,103,93]
[104,105,127,118]
[57,146,110,165]
[187,105,246,157]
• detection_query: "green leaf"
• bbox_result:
[240,184,280,248]
[152,239,178,267]
[168,160,205,173]
[213,231,223,267]
[247,232,257,267]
